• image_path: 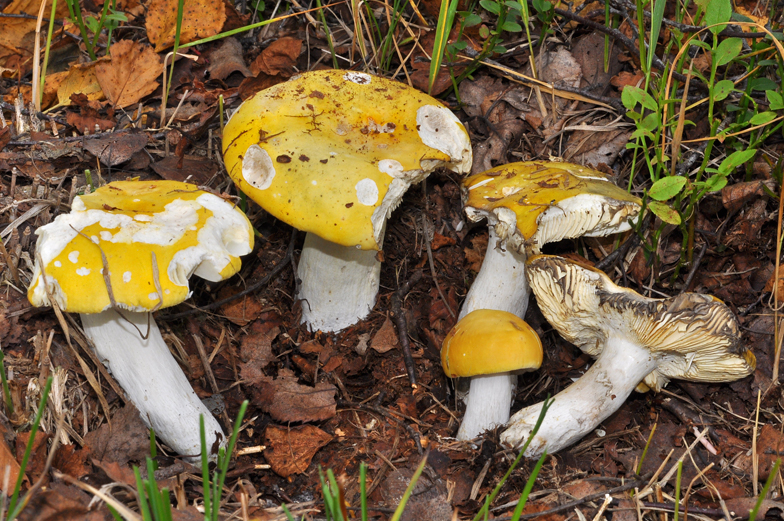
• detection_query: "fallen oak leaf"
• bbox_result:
[146,0,226,52]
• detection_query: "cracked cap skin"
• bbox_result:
[27,180,254,314]
[463,161,641,254]
[526,254,756,390]
[222,69,472,251]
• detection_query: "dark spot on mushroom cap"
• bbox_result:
[299,155,310,162]
[277,155,291,163]
[320,159,328,164]
[346,202,354,208]
[310,90,325,99]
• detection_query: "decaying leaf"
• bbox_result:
[95,40,162,108]
[205,37,252,80]
[254,371,336,422]
[0,0,69,78]
[371,316,399,353]
[57,62,104,108]
[263,424,331,477]
[146,0,226,52]
[0,438,21,494]
[249,37,302,77]
[83,131,148,166]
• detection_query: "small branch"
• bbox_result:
[391,270,423,389]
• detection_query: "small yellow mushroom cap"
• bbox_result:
[222,69,472,250]
[27,180,254,314]
[464,161,641,253]
[441,309,543,378]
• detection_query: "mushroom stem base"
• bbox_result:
[457,372,516,440]
[80,310,225,460]
[501,334,656,456]
[297,232,381,332]
[459,228,528,320]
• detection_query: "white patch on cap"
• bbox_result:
[91,236,99,244]
[378,159,404,178]
[123,271,132,283]
[71,197,86,211]
[76,267,90,276]
[311,180,317,185]
[133,199,141,202]
[355,179,379,206]
[502,186,521,197]
[68,251,80,263]
[344,72,371,84]
[242,145,276,190]
[416,105,472,173]
[468,178,493,191]
[134,214,152,222]
[148,292,160,300]
[54,261,62,267]
[100,231,113,241]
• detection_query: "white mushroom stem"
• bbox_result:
[455,228,529,441]
[501,332,655,456]
[80,310,225,460]
[297,232,381,332]
[459,227,529,320]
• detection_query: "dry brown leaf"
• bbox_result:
[263,424,331,477]
[0,0,69,77]
[249,37,302,77]
[218,288,263,326]
[610,71,645,90]
[205,37,252,80]
[0,438,21,494]
[95,40,162,108]
[239,319,281,385]
[57,62,104,108]
[254,373,336,422]
[371,316,398,353]
[146,0,226,52]
[83,131,148,166]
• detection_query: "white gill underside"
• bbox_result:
[297,232,381,332]
[455,227,529,440]
[501,333,656,456]
[80,310,225,460]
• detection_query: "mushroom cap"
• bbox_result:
[463,161,641,254]
[222,70,472,251]
[526,254,756,390]
[441,309,543,378]
[28,180,254,314]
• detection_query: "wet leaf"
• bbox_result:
[82,131,148,166]
[254,372,337,423]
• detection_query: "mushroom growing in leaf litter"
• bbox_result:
[222,69,472,333]
[442,309,542,439]
[501,254,756,457]
[28,180,254,459]
[455,161,641,440]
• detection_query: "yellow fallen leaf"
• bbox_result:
[145,0,226,52]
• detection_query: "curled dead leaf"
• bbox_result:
[95,40,162,108]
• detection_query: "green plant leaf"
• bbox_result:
[479,25,490,38]
[480,0,501,14]
[704,0,731,33]
[767,90,784,110]
[640,112,660,131]
[649,176,687,201]
[464,13,482,26]
[749,111,777,125]
[502,20,523,31]
[713,79,734,101]
[715,38,742,66]
[648,201,682,224]
[702,173,728,192]
[750,77,778,91]
[719,148,757,173]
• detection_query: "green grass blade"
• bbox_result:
[510,449,548,520]
[39,0,58,108]
[428,0,459,94]
[6,377,52,519]
[315,0,338,69]
[389,452,428,521]
[199,416,212,519]
[165,0,185,105]
[359,462,368,521]
[0,351,13,416]
[750,459,781,521]
[133,466,152,521]
[674,460,682,521]
[647,0,666,73]
[636,423,656,475]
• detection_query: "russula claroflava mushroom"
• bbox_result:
[501,254,756,456]
[28,180,254,459]
[454,161,641,440]
[441,309,542,440]
[222,69,472,333]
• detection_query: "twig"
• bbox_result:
[595,214,651,271]
[679,242,708,294]
[391,270,423,389]
[159,230,297,320]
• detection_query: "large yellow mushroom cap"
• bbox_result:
[441,309,543,378]
[464,161,641,254]
[27,180,254,314]
[222,69,472,250]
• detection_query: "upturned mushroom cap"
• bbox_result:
[28,180,254,314]
[463,161,641,254]
[441,309,543,378]
[222,69,472,250]
[526,255,756,389]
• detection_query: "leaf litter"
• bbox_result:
[0,0,783,519]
